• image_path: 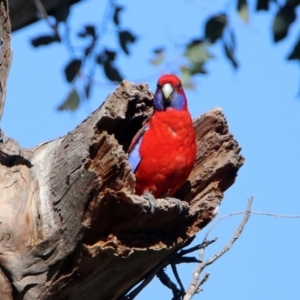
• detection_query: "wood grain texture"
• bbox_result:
[0,0,11,121]
[0,80,244,300]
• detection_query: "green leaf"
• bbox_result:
[205,14,228,43]
[64,59,82,83]
[96,50,117,65]
[287,35,300,60]
[189,63,207,75]
[96,54,104,65]
[150,48,165,66]
[180,67,195,90]
[223,41,239,69]
[31,35,60,47]
[85,25,96,39]
[113,6,123,26]
[118,30,136,55]
[184,39,213,65]
[237,0,249,23]
[57,89,80,111]
[104,49,117,61]
[272,4,296,42]
[103,60,123,82]
[78,25,96,39]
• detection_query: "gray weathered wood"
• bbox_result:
[0,0,11,122]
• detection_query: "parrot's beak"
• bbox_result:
[161,83,173,101]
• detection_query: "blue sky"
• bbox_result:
[3,0,300,299]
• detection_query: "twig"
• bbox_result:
[33,0,60,39]
[171,264,185,294]
[204,196,253,267]
[179,238,217,257]
[242,211,300,218]
[119,236,197,300]
[157,269,184,300]
[196,273,210,293]
[204,207,300,243]
[184,196,254,300]
[120,236,217,300]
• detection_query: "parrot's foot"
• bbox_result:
[165,197,184,213]
[143,192,157,214]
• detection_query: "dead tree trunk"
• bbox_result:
[0,1,244,299]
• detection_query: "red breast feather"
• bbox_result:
[134,108,196,198]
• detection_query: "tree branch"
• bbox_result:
[184,196,254,300]
[32,0,60,38]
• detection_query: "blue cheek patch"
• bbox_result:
[171,93,185,110]
[153,90,164,111]
[153,90,185,111]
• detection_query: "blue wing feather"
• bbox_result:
[128,125,149,172]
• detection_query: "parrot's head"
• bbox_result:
[154,74,188,111]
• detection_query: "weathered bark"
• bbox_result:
[0,1,244,299]
[0,0,11,121]
[0,79,244,299]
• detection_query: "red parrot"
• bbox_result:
[128,74,196,207]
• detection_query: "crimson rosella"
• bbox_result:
[128,74,196,211]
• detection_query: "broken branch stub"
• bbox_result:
[0,80,244,300]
